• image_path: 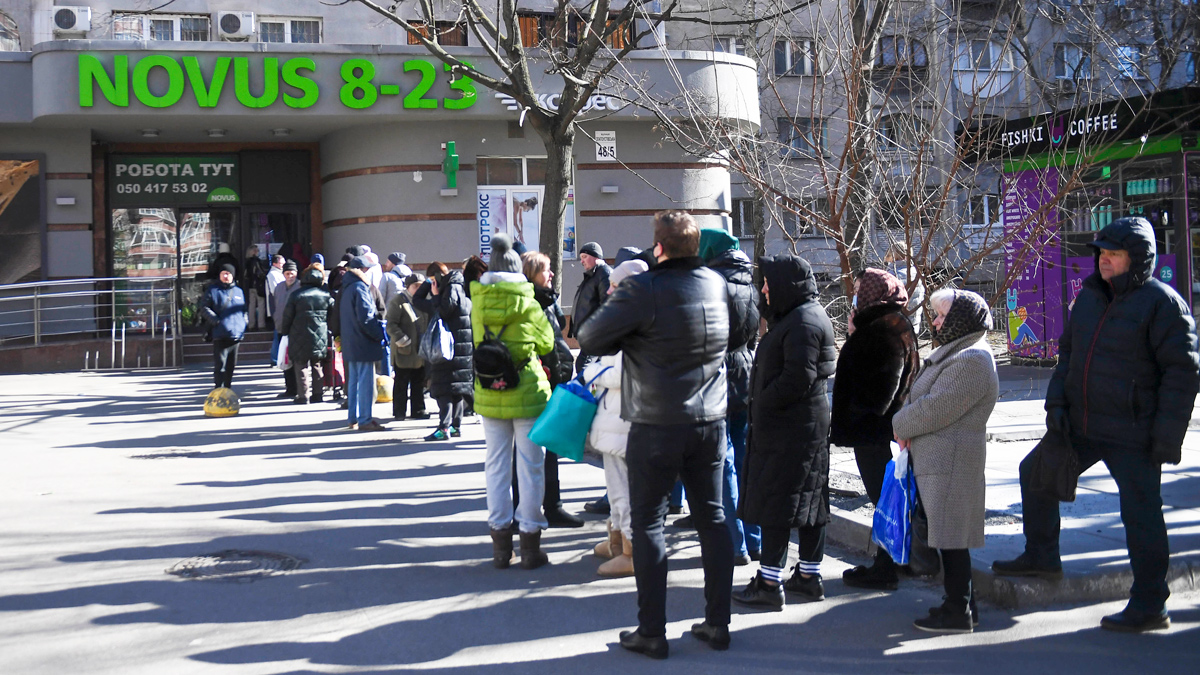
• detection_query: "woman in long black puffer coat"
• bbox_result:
[412,262,474,441]
[830,267,920,590]
[734,254,837,611]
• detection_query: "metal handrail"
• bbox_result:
[0,277,181,366]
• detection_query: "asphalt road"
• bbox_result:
[0,366,1197,674]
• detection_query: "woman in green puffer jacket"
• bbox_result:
[471,233,555,571]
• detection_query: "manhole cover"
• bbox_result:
[166,550,305,582]
[131,448,199,459]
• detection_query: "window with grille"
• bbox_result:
[0,11,17,51]
[774,39,822,76]
[114,14,209,41]
[731,198,759,238]
[779,198,828,238]
[778,117,828,157]
[407,21,466,46]
[260,18,322,44]
[1055,44,1092,79]
[514,13,633,50]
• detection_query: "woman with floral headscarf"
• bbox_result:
[893,288,998,633]
[831,268,921,591]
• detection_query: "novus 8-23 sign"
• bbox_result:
[108,156,240,207]
[78,54,477,111]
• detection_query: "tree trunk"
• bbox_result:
[535,125,575,295]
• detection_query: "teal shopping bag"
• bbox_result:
[528,368,609,462]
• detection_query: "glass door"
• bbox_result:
[245,207,310,267]
[179,209,238,333]
[111,207,178,331]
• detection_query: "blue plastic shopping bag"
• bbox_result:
[527,368,609,462]
[871,452,916,565]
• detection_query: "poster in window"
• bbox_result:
[0,159,43,284]
[512,190,540,251]
[477,188,508,262]
[563,187,577,259]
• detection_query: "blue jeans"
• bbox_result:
[346,360,375,425]
[728,408,759,553]
[270,330,282,366]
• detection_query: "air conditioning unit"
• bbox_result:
[51,6,91,35]
[215,11,255,40]
[1054,79,1078,97]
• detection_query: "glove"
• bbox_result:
[1046,407,1068,434]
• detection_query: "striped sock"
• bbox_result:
[797,560,821,576]
[759,565,784,585]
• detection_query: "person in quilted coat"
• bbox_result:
[470,233,555,571]
[734,254,836,612]
[893,288,998,634]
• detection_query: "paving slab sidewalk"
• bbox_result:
[826,365,1200,609]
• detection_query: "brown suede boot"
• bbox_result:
[598,533,634,577]
[519,530,549,570]
[593,522,622,559]
[490,527,514,569]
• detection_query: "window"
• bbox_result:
[731,198,759,238]
[476,157,549,186]
[967,194,1001,226]
[779,198,829,238]
[774,39,822,76]
[954,40,1015,72]
[878,191,935,230]
[407,20,466,46]
[878,114,927,152]
[1116,45,1144,79]
[0,11,19,51]
[113,14,210,41]
[1055,44,1092,79]
[260,19,323,44]
[876,36,928,69]
[714,36,747,56]
[515,13,634,50]
[778,117,828,157]
[1189,53,1198,82]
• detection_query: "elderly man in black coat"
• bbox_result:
[578,210,736,659]
[994,216,1199,632]
[733,254,837,611]
[568,241,612,374]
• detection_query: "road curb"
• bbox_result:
[826,504,1200,609]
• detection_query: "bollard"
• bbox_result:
[121,324,126,369]
[162,322,167,369]
[84,351,89,370]
[110,324,116,369]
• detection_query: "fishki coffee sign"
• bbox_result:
[998,111,1123,153]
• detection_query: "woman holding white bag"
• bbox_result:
[582,259,649,577]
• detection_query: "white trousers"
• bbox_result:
[603,454,632,540]
[482,416,548,533]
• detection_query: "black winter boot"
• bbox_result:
[489,527,514,569]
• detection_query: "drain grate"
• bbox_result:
[131,448,199,459]
[166,550,305,582]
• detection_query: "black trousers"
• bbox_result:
[855,443,898,569]
[760,524,826,570]
[627,420,733,636]
[283,365,297,396]
[212,338,239,388]
[1019,435,1169,612]
[392,366,427,418]
[436,395,463,430]
[941,548,974,612]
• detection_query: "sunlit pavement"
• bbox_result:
[0,366,1197,674]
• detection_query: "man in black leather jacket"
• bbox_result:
[994,216,1199,633]
[578,210,734,659]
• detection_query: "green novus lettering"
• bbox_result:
[184,56,231,108]
[234,57,279,108]
[132,55,185,108]
[79,54,129,107]
[282,58,319,109]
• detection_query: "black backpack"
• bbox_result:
[474,325,528,391]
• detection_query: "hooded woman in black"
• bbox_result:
[734,254,837,611]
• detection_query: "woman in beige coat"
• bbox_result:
[893,288,998,634]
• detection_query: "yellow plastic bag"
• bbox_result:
[375,375,394,403]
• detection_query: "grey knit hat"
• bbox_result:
[489,233,523,274]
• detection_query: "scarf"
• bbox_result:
[936,290,992,345]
